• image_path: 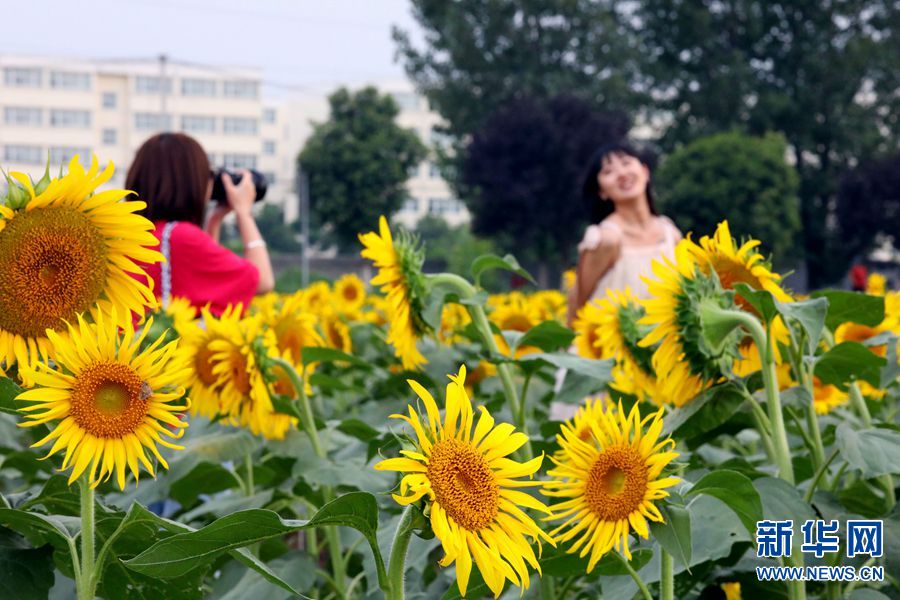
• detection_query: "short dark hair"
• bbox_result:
[581,140,658,224]
[126,132,210,227]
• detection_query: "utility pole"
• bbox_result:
[159,53,169,131]
[297,162,310,288]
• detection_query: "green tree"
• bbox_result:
[636,0,898,285]
[656,132,801,264]
[255,204,301,253]
[393,0,641,138]
[298,87,427,251]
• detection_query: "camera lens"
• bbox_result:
[210,169,268,203]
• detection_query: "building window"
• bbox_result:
[222,154,257,169]
[181,78,217,97]
[50,109,91,128]
[135,76,172,94]
[4,67,42,87]
[50,71,91,90]
[49,147,91,166]
[134,112,171,131]
[403,198,420,212]
[262,108,277,124]
[4,107,42,126]
[223,117,258,135]
[181,115,217,134]
[223,80,259,99]
[4,145,43,164]
[102,129,117,145]
[429,162,441,178]
[428,197,463,215]
[391,92,420,111]
[102,92,117,109]
[262,140,276,155]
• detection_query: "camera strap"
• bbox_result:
[160,221,177,309]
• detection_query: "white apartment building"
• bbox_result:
[0,54,466,230]
[0,54,292,216]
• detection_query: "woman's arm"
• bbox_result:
[567,236,620,326]
[221,171,276,294]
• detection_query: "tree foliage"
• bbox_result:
[254,205,301,253]
[460,95,630,271]
[836,152,900,264]
[298,87,426,251]
[656,132,801,263]
[636,0,897,284]
[393,0,641,138]
[395,0,899,286]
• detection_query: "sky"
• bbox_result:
[1,0,423,95]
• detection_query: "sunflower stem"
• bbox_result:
[848,382,896,511]
[466,303,531,458]
[739,386,777,463]
[804,448,840,503]
[78,476,97,600]
[244,452,255,497]
[614,551,653,600]
[425,273,533,457]
[660,549,675,600]
[385,505,416,600]
[795,355,827,475]
[270,357,346,596]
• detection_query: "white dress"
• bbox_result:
[578,215,681,300]
[550,216,680,420]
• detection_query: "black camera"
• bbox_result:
[210,169,268,203]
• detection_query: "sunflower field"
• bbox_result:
[0,158,898,600]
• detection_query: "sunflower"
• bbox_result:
[300,281,332,315]
[555,398,608,453]
[375,366,553,597]
[333,273,367,314]
[683,221,792,377]
[722,582,742,600]
[640,243,742,406]
[321,311,352,354]
[812,377,849,415]
[544,401,679,569]
[530,290,567,323]
[835,320,892,399]
[592,289,663,404]
[207,313,276,435]
[489,295,541,358]
[866,273,887,296]
[572,301,605,360]
[359,216,429,370]
[439,302,471,345]
[178,305,240,419]
[0,156,162,378]
[684,221,791,304]
[16,308,190,489]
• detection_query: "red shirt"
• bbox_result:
[136,220,259,317]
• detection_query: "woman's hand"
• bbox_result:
[222,170,256,216]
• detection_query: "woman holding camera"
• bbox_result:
[127,132,275,317]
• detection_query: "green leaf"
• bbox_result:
[0,531,55,600]
[813,342,886,390]
[215,551,317,600]
[0,508,74,549]
[876,332,899,388]
[537,546,653,579]
[0,377,23,416]
[470,253,535,287]
[270,396,302,419]
[836,423,900,477]
[520,352,613,382]
[753,477,816,537]
[335,418,380,442]
[125,492,384,583]
[168,463,242,507]
[300,346,370,368]
[662,384,746,440]
[845,589,891,599]
[514,320,575,353]
[811,290,885,331]
[649,504,692,569]
[686,470,763,537]
[775,297,828,354]
[733,283,778,323]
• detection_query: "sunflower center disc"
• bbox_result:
[71,362,147,437]
[0,207,108,338]
[427,438,499,531]
[585,445,649,521]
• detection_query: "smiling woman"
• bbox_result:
[567,142,683,326]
